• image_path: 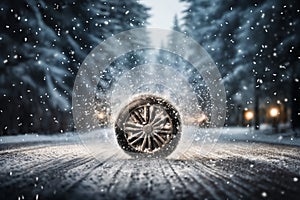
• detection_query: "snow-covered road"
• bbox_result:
[0,133,300,200]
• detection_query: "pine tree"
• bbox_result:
[155,14,211,122]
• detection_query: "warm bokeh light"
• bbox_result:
[269,107,279,118]
[244,110,254,121]
[97,111,106,120]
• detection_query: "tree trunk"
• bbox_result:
[291,64,300,131]
[254,79,260,130]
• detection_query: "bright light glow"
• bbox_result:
[197,114,208,123]
[140,0,187,29]
[244,111,254,121]
[269,107,279,117]
[97,111,106,120]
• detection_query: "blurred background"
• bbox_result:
[0,0,299,135]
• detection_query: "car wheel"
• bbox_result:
[115,95,181,158]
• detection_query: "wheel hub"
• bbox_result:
[143,124,153,135]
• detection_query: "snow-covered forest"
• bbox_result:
[179,0,299,127]
[0,0,299,135]
[0,0,149,134]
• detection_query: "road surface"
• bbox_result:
[0,138,299,200]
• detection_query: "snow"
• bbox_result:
[0,132,78,144]
[1,139,299,199]
[1,126,299,149]
[219,126,300,147]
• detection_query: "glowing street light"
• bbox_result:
[95,110,106,121]
[245,110,254,121]
[269,107,279,118]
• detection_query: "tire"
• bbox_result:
[115,95,181,158]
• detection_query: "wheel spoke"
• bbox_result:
[147,135,152,150]
[141,135,147,151]
[127,131,143,141]
[124,126,142,133]
[151,111,163,123]
[124,121,143,133]
[130,134,144,145]
[152,114,168,128]
[149,105,156,123]
[132,110,144,124]
[143,106,148,123]
[152,134,163,147]
[153,132,166,144]
[156,128,172,135]
[126,121,143,128]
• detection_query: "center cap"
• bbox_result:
[143,124,153,135]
